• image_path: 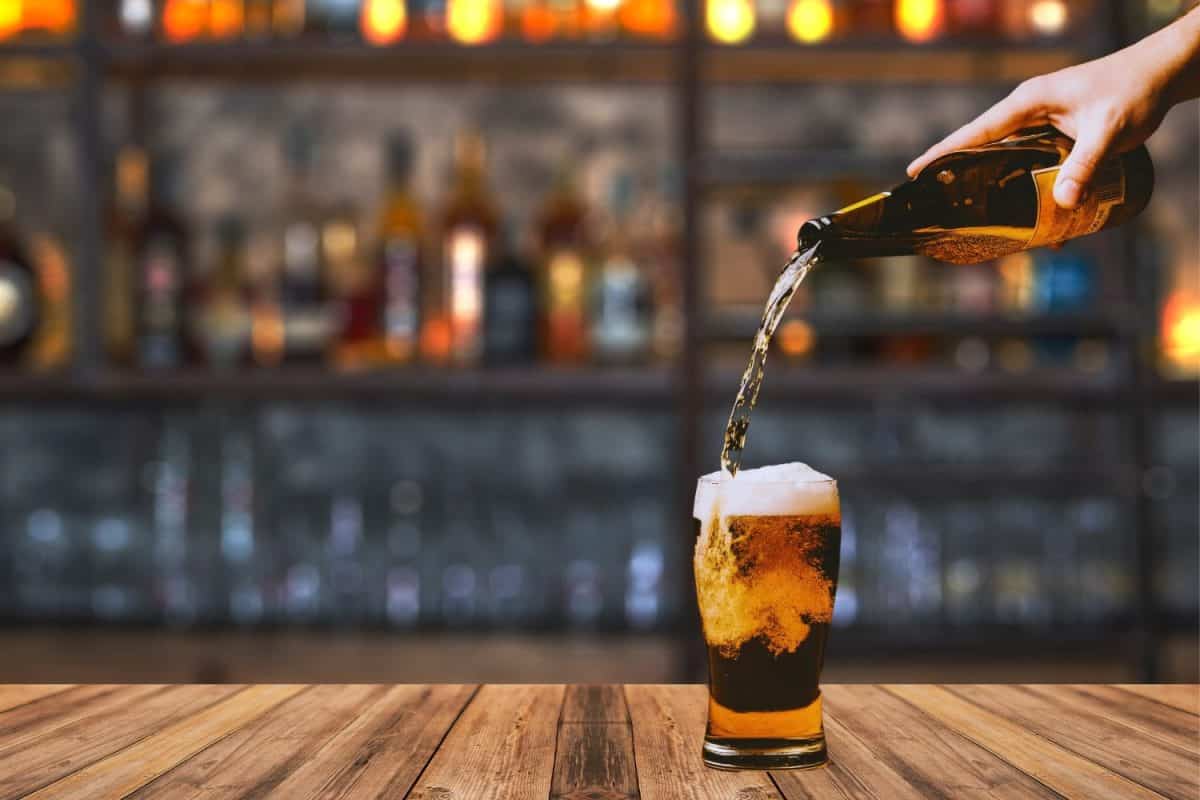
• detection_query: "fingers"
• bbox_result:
[906,84,1044,178]
[1053,121,1118,208]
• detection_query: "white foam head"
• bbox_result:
[693,462,837,519]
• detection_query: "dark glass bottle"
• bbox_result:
[797,127,1154,265]
[484,229,536,365]
[0,179,40,367]
[193,214,252,369]
[134,153,190,369]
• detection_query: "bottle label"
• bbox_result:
[1028,161,1125,249]
[0,260,35,347]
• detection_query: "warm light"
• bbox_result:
[587,0,620,12]
[786,0,832,43]
[1162,292,1200,375]
[163,0,209,41]
[706,0,754,44]
[619,0,675,38]
[362,0,407,44]
[22,0,75,35]
[522,0,557,41]
[0,0,22,39]
[778,319,815,357]
[1028,0,1067,36]
[895,0,943,43]
[209,0,245,37]
[447,0,502,43]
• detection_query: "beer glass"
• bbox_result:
[693,464,841,770]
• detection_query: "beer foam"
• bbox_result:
[693,463,839,658]
[693,462,838,520]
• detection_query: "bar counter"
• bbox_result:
[0,683,1196,798]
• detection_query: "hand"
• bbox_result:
[907,8,1200,209]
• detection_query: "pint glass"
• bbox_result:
[693,464,841,770]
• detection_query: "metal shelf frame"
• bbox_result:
[2,0,1191,680]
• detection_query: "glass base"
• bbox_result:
[702,735,828,771]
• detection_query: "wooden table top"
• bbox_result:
[0,684,1195,799]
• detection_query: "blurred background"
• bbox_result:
[0,0,1196,685]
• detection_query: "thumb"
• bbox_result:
[1054,125,1116,209]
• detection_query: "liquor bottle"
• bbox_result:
[537,163,590,364]
[133,153,190,369]
[106,146,147,365]
[591,173,651,363]
[484,225,536,364]
[796,127,1155,265]
[278,124,334,364]
[28,232,72,371]
[439,130,497,364]
[192,214,252,368]
[0,178,40,366]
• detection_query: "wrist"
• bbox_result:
[1154,6,1200,105]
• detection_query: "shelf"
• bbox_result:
[705,366,1120,406]
[104,40,677,83]
[705,310,1128,340]
[702,44,1080,84]
[0,367,678,407]
[1155,377,1200,405]
[0,41,76,58]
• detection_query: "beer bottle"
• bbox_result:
[134,152,190,369]
[796,127,1154,265]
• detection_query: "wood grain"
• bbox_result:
[270,684,476,799]
[1113,685,1200,716]
[552,685,638,800]
[407,684,562,800]
[0,684,244,799]
[1047,685,1200,755]
[820,684,1057,800]
[944,684,1195,800]
[561,685,630,723]
[625,684,781,800]
[0,685,160,756]
[0,685,73,714]
[128,684,380,799]
[884,685,1167,800]
[23,685,305,800]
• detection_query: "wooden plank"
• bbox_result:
[552,723,640,800]
[0,685,74,714]
[624,684,781,800]
[0,685,168,759]
[0,684,244,799]
[1113,685,1200,716]
[554,684,639,799]
[128,684,383,799]
[561,685,630,723]
[884,685,1166,800]
[268,684,477,799]
[1051,685,1200,755]
[819,685,1058,800]
[771,713,930,800]
[407,684,561,800]
[23,685,306,800]
[944,684,1196,800]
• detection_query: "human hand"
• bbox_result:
[907,8,1200,209]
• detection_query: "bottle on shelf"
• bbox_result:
[537,161,591,364]
[106,146,148,366]
[437,129,497,365]
[631,165,681,361]
[308,0,360,36]
[0,177,41,367]
[133,152,191,369]
[797,127,1155,265]
[27,231,72,371]
[344,130,423,367]
[277,124,335,365]
[192,214,253,369]
[272,0,307,36]
[591,172,652,364]
[484,224,537,365]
